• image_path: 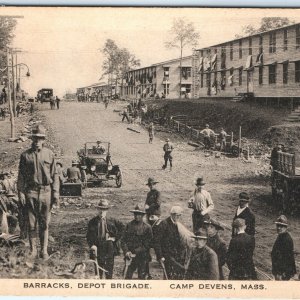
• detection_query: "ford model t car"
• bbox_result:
[77,141,122,187]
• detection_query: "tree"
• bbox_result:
[235,17,295,38]
[101,39,140,98]
[165,17,200,98]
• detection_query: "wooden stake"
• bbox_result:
[239,126,242,158]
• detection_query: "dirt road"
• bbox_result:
[35,101,300,279]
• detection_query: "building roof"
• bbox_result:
[196,22,300,51]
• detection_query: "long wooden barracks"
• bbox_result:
[191,23,300,101]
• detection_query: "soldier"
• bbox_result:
[200,124,216,150]
[226,218,257,280]
[121,204,153,279]
[204,218,227,280]
[162,138,174,170]
[66,160,82,183]
[144,177,161,223]
[232,192,255,236]
[121,107,130,123]
[185,228,219,280]
[87,199,124,279]
[154,206,186,279]
[17,124,59,259]
[188,177,214,232]
[271,215,296,281]
[148,122,154,144]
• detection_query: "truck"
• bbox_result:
[37,88,53,103]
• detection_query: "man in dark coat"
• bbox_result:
[204,218,227,280]
[154,206,186,279]
[121,204,153,279]
[232,192,255,236]
[87,199,124,279]
[66,160,82,183]
[270,144,283,171]
[162,138,174,170]
[271,215,296,281]
[144,177,161,223]
[227,218,257,280]
[186,228,219,280]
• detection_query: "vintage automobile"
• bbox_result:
[77,141,122,187]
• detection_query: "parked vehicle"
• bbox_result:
[37,88,53,103]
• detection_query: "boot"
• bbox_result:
[29,237,38,258]
[40,229,49,260]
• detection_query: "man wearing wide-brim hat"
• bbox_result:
[66,160,82,183]
[204,218,227,280]
[232,192,255,237]
[271,215,296,281]
[188,177,214,232]
[87,199,124,279]
[185,228,219,280]
[144,177,161,223]
[17,124,59,259]
[162,138,174,170]
[121,204,153,279]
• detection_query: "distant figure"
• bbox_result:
[122,107,130,123]
[219,127,229,152]
[148,122,154,144]
[66,160,82,183]
[270,144,283,171]
[162,138,174,170]
[50,97,55,110]
[55,96,61,109]
[200,124,216,150]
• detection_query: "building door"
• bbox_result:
[247,70,254,93]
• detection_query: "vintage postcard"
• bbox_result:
[0,6,300,297]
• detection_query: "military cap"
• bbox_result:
[239,192,250,201]
[96,199,110,210]
[275,215,288,227]
[146,177,158,186]
[192,228,208,239]
[130,204,146,214]
[165,138,170,142]
[195,177,205,186]
[31,124,46,138]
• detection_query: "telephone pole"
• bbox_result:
[7,48,15,139]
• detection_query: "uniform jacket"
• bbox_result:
[121,220,153,258]
[207,234,227,279]
[145,189,161,216]
[226,232,256,280]
[17,147,59,196]
[232,207,255,236]
[163,143,174,153]
[271,231,296,278]
[87,216,125,253]
[154,216,184,262]
[186,245,219,280]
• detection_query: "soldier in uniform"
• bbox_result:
[188,177,214,232]
[271,215,296,281]
[185,228,219,280]
[17,124,59,259]
[87,199,124,279]
[121,204,153,279]
[144,177,161,223]
[226,218,257,280]
[232,192,255,236]
[66,160,82,183]
[204,218,227,279]
[162,138,174,170]
[154,206,186,279]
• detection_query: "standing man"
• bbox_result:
[121,107,130,123]
[17,125,59,259]
[121,204,153,279]
[204,218,227,280]
[271,215,296,281]
[232,192,255,236]
[185,229,219,280]
[148,122,154,144]
[154,206,186,279]
[270,143,283,171]
[226,218,257,280]
[200,124,216,150]
[219,127,229,152]
[188,177,214,232]
[66,160,82,183]
[87,199,124,279]
[144,177,161,223]
[162,138,174,170]
[55,96,61,109]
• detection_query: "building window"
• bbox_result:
[181,67,191,79]
[296,25,300,49]
[200,73,203,88]
[295,61,300,82]
[239,67,243,86]
[239,40,242,59]
[164,67,170,80]
[163,84,169,95]
[283,29,288,51]
[230,42,233,60]
[269,64,276,84]
[269,32,276,53]
[283,62,289,84]
[249,38,252,55]
[259,35,263,53]
[259,66,263,85]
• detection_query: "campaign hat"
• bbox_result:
[275,215,288,227]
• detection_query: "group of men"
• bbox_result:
[50,96,60,110]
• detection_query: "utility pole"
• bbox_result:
[11,51,16,116]
[7,48,15,139]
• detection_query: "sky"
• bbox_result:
[2,7,300,97]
